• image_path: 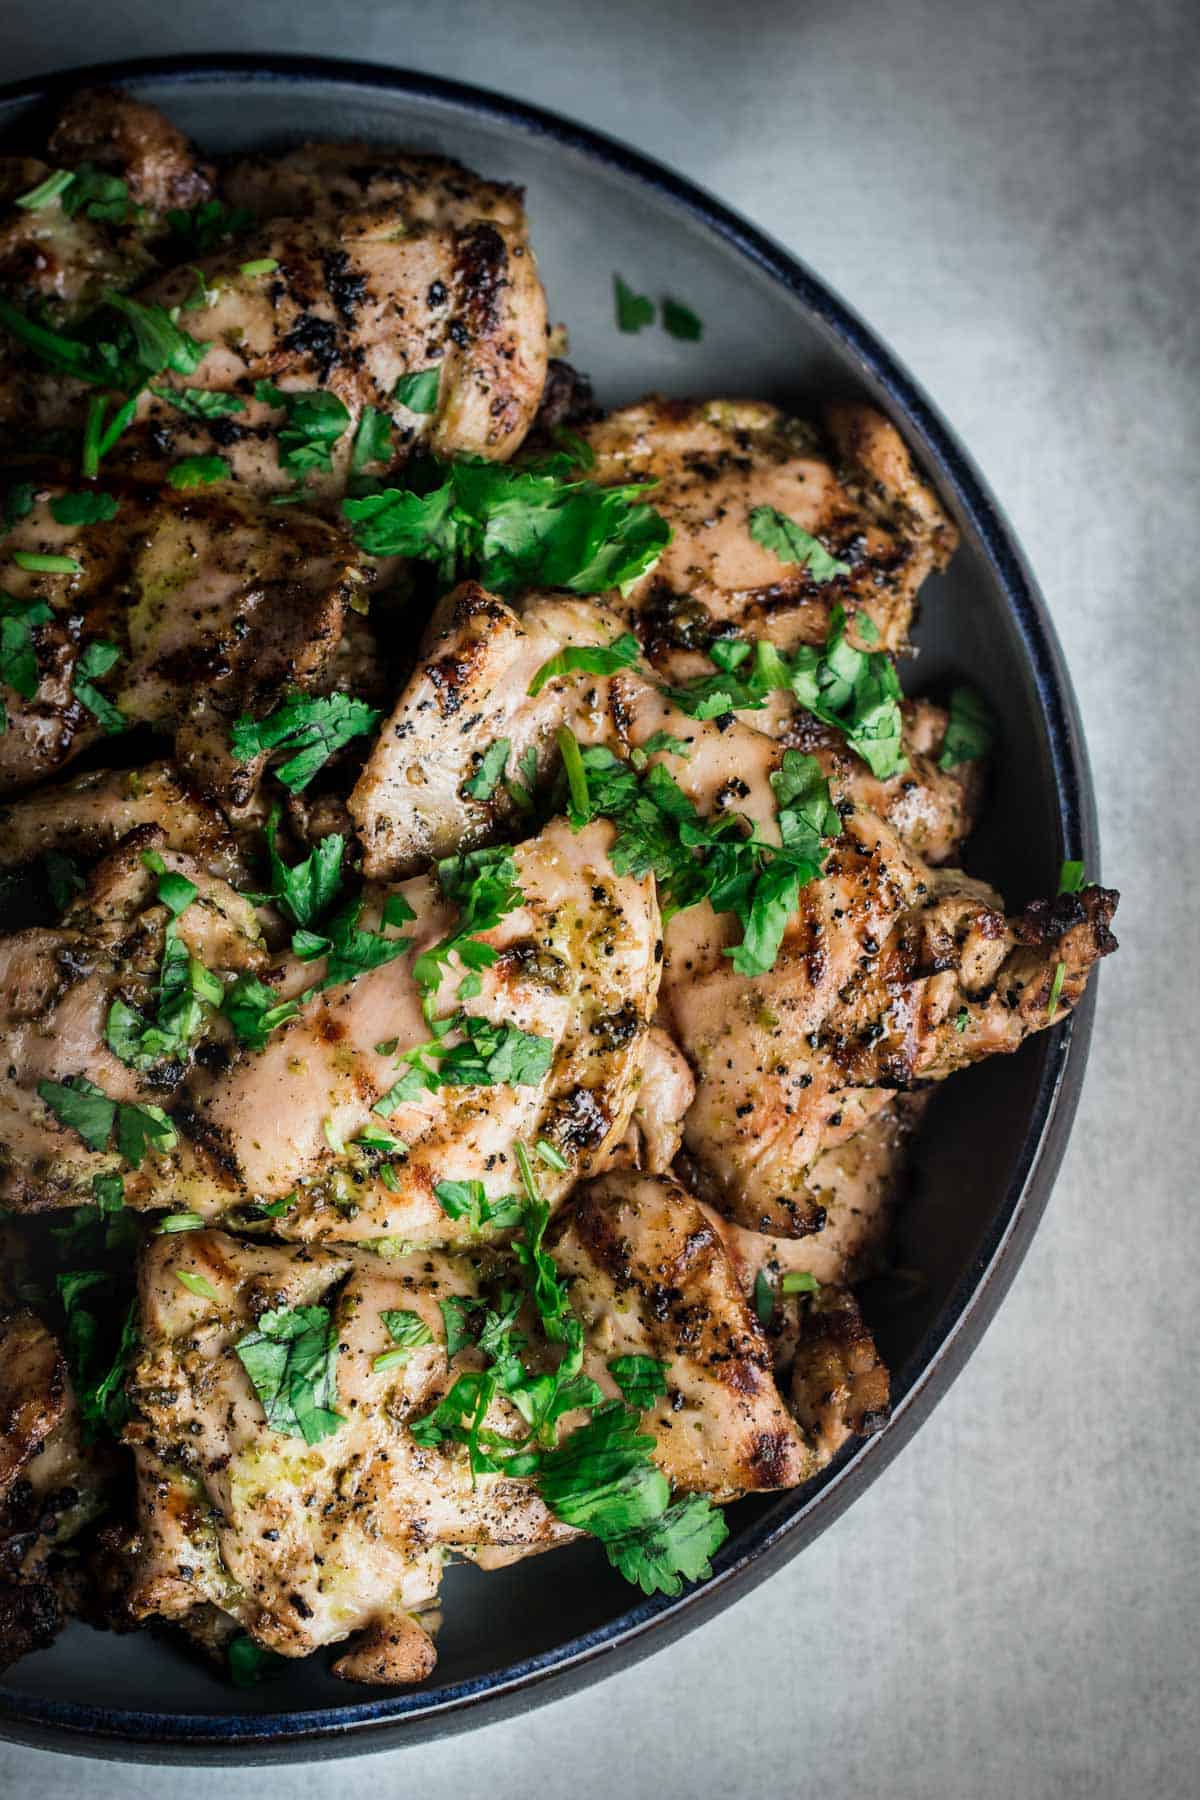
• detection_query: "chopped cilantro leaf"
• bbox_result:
[56,1274,137,1442]
[37,1075,176,1167]
[72,639,126,735]
[235,1304,343,1444]
[393,367,441,413]
[60,165,136,225]
[661,297,703,341]
[939,684,995,770]
[104,850,217,1071]
[255,381,351,477]
[49,491,119,526]
[228,1633,285,1687]
[528,631,641,696]
[176,1269,219,1302]
[373,1308,434,1372]
[230,691,381,791]
[432,1179,523,1236]
[1,593,53,724]
[351,406,393,474]
[220,975,301,1050]
[749,504,850,583]
[1058,859,1086,894]
[412,845,524,1012]
[608,1354,670,1410]
[463,736,511,802]
[153,385,246,420]
[101,292,210,377]
[166,199,254,254]
[261,804,346,927]
[604,1491,728,1597]
[614,276,654,333]
[167,455,229,488]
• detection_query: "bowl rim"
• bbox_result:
[0,51,1100,1764]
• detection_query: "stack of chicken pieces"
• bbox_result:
[0,89,1117,1683]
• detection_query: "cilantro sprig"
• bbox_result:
[37,1074,177,1167]
[939,684,995,770]
[105,849,220,1072]
[343,456,670,598]
[234,1304,343,1445]
[749,504,850,583]
[230,690,381,791]
[668,606,907,781]
[560,734,839,977]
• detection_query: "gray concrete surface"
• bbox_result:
[1,0,1196,1792]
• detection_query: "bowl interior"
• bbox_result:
[0,62,1092,1755]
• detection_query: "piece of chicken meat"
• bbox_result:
[129,817,661,1244]
[578,397,958,665]
[0,826,265,1211]
[0,1306,112,1672]
[0,760,245,885]
[0,144,549,497]
[347,587,978,880]
[125,1230,555,1683]
[0,87,213,321]
[552,1172,816,1495]
[0,476,364,805]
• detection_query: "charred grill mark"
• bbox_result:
[544,1085,611,1153]
[452,222,509,341]
[322,250,368,326]
[281,313,342,381]
[589,1005,643,1050]
[747,1430,795,1488]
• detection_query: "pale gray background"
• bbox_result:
[1,0,1197,1793]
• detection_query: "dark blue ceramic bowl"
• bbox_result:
[0,54,1100,1764]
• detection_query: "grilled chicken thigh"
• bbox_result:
[553,1172,812,1495]
[222,142,530,234]
[0,156,547,496]
[126,1230,560,1682]
[0,88,213,321]
[348,587,978,880]
[137,817,661,1242]
[664,816,1117,1235]
[127,1191,812,1683]
[0,478,363,804]
[0,1306,111,1671]
[0,828,264,1211]
[0,761,244,884]
[579,397,958,665]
